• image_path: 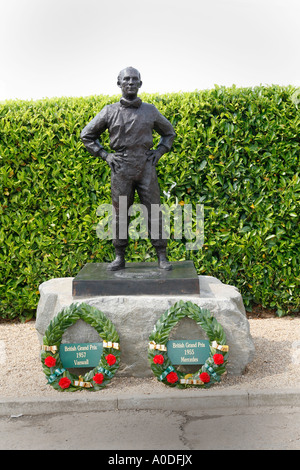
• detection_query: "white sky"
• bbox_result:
[0,0,300,101]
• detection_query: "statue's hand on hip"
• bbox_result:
[146,149,164,166]
[106,154,122,172]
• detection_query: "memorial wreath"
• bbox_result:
[148,300,229,388]
[41,302,120,391]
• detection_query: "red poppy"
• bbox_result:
[213,353,224,365]
[166,372,178,384]
[199,372,210,383]
[93,373,104,384]
[58,377,71,389]
[44,356,56,368]
[105,354,116,366]
[153,354,164,365]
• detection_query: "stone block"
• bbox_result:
[35,275,255,377]
[72,261,200,296]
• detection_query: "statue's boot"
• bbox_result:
[107,248,126,271]
[156,248,172,270]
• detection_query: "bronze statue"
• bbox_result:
[81,67,176,271]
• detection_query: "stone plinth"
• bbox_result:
[35,276,255,377]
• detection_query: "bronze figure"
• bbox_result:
[81,67,176,271]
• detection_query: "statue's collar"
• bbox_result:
[120,97,142,108]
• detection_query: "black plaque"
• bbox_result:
[72,260,200,297]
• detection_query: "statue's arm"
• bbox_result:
[148,110,176,165]
[80,107,109,161]
[155,115,176,154]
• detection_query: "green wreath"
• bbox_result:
[41,302,120,391]
[148,300,229,388]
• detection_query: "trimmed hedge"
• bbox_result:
[0,85,299,320]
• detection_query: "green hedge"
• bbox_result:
[0,85,299,320]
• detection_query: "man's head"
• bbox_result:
[117,67,142,100]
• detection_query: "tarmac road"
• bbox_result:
[1,405,300,451]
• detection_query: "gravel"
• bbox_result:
[0,317,299,398]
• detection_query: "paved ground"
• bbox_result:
[1,387,299,451]
[1,404,299,451]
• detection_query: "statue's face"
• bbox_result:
[118,68,142,99]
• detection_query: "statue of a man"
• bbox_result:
[81,67,176,271]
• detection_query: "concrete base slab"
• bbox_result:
[1,388,300,416]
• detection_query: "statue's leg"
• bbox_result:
[108,171,135,270]
[136,165,172,270]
